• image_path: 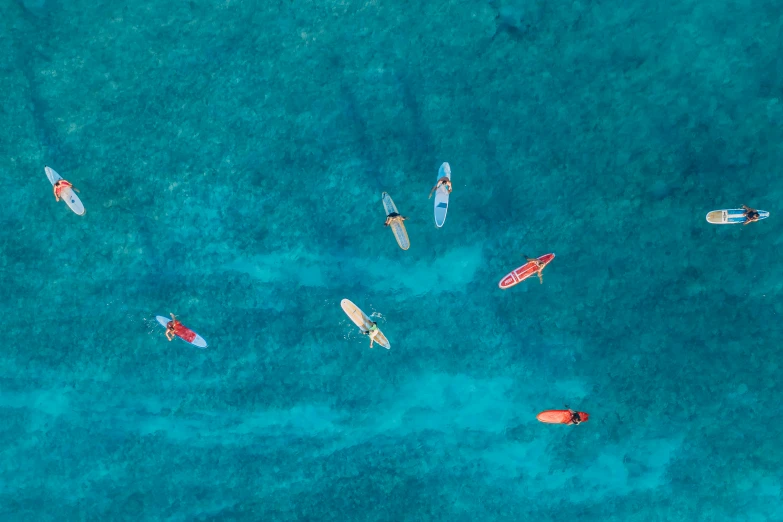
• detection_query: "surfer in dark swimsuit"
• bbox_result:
[742,205,761,225]
[384,213,408,226]
[569,410,582,425]
[428,177,452,199]
[524,255,547,284]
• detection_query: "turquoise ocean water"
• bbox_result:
[3,0,783,520]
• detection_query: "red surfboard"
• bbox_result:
[536,410,589,425]
[498,253,555,289]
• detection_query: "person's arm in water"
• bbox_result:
[53,184,60,201]
[537,270,543,284]
[428,184,439,199]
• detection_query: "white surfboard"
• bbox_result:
[434,162,451,228]
[381,192,410,250]
[340,299,390,349]
[155,315,208,348]
[45,166,85,215]
[706,208,770,224]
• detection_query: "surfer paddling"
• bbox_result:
[53,179,78,202]
[524,255,548,284]
[568,410,584,425]
[741,205,761,225]
[165,313,183,342]
[428,176,452,199]
[156,313,206,347]
[362,321,381,348]
[384,212,408,227]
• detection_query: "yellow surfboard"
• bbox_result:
[340,299,390,349]
[381,192,410,250]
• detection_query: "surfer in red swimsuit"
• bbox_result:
[525,255,547,284]
[53,179,78,201]
[741,205,760,225]
[165,313,183,342]
[163,313,200,344]
[428,177,452,199]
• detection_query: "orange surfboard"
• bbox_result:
[499,253,555,289]
[536,410,589,425]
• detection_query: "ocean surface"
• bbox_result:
[2,0,783,520]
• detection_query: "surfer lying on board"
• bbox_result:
[569,410,583,425]
[428,177,452,199]
[53,179,78,201]
[742,205,761,225]
[362,321,381,348]
[384,213,408,227]
[165,313,183,342]
[524,255,547,284]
